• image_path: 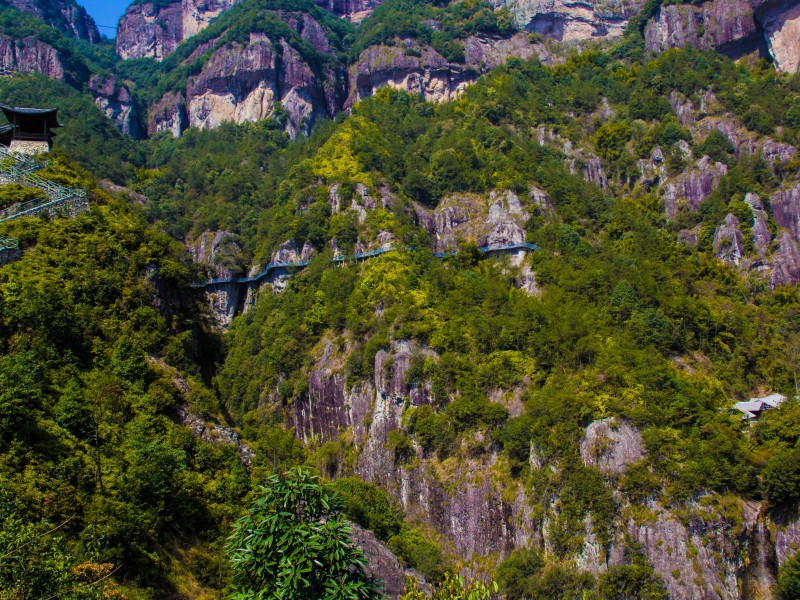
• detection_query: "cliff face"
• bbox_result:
[760,0,800,73]
[645,0,800,73]
[497,0,645,41]
[89,74,143,138]
[116,0,237,60]
[116,0,373,64]
[282,330,780,600]
[147,27,549,137]
[6,0,100,42]
[189,231,249,327]
[346,34,549,108]
[0,34,67,80]
[148,23,345,137]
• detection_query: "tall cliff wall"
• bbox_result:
[6,0,100,42]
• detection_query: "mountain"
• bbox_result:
[3,0,800,597]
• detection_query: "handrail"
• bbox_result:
[0,236,18,250]
[0,157,86,223]
[192,242,539,289]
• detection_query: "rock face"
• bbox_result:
[312,0,381,21]
[148,92,189,137]
[7,0,99,42]
[346,34,548,108]
[176,404,255,466]
[645,0,766,58]
[625,501,755,600]
[414,189,532,252]
[116,0,237,60]
[348,524,408,599]
[663,156,728,220]
[89,74,143,138]
[579,418,645,474]
[116,0,375,62]
[0,34,67,81]
[498,0,645,41]
[189,231,248,327]
[149,25,345,137]
[644,0,800,74]
[759,0,800,74]
[771,184,800,241]
[713,213,746,266]
[284,343,791,600]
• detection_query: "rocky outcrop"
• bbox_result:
[414,189,531,252]
[145,354,256,466]
[626,501,755,600]
[348,524,408,599]
[346,34,547,108]
[771,184,800,241]
[148,92,189,137]
[0,35,67,81]
[695,116,797,163]
[312,0,381,21]
[499,0,644,41]
[579,418,645,474]
[116,0,237,60]
[713,213,746,266]
[89,74,143,138]
[177,404,255,466]
[149,27,344,137]
[645,0,766,58]
[771,232,800,287]
[663,156,727,219]
[644,0,800,74]
[287,335,785,598]
[7,0,99,42]
[189,231,248,327]
[291,338,375,446]
[759,0,800,74]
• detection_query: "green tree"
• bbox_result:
[225,467,382,599]
[763,449,800,505]
[400,571,496,600]
[779,551,800,599]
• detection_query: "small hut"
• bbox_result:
[0,105,61,154]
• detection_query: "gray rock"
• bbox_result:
[89,74,142,138]
[663,156,727,219]
[713,213,746,266]
[7,0,99,42]
[348,523,408,599]
[190,231,248,327]
[771,232,800,287]
[645,0,765,58]
[580,418,645,474]
[0,35,67,82]
[771,184,800,242]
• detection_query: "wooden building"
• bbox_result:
[0,105,61,154]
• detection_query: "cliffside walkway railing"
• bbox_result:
[193,242,539,290]
[0,150,88,223]
[0,235,19,265]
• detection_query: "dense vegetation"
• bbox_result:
[2,0,800,594]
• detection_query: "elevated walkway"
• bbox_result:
[194,242,539,290]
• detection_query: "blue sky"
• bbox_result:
[81,0,130,37]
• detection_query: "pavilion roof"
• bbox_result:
[0,105,61,128]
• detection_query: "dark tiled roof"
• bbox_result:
[0,105,61,128]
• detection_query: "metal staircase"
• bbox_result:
[0,148,88,223]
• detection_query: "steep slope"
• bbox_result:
[2,0,100,41]
[152,48,800,597]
